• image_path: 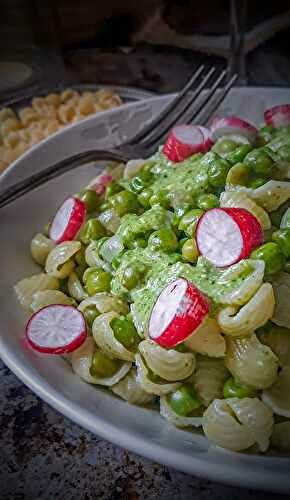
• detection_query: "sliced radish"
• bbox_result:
[197,126,214,153]
[49,196,86,244]
[87,173,113,195]
[196,207,263,267]
[26,304,87,354]
[162,124,206,162]
[210,116,258,145]
[149,278,209,348]
[264,105,290,128]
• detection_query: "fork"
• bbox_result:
[0,67,237,208]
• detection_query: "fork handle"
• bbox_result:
[0,148,130,209]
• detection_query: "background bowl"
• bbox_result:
[1,87,290,493]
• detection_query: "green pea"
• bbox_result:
[244,149,274,177]
[226,144,252,165]
[208,158,231,187]
[168,384,201,416]
[226,163,250,186]
[109,190,140,216]
[258,126,275,146]
[197,193,219,210]
[121,263,147,290]
[251,242,285,275]
[105,181,122,199]
[111,316,138,349]
[213,138,238,156]
[138,188,153,208]
[148,228,178,253]
[223,377,258,399]
[83,305,100,327]
[248,178,267,189]
[90,350,121,378]
[128,237,147,249]
[79,190,99,213]
[149,190,170,208]
[178,209,204,237]
[182,239,199,263]
[85,269,111,295]
[99,201,110,212]
[75,245,87,267]
[79,218,106,245]
[168,253,182,264]
[272,228,290,258]
[130,170,153,193]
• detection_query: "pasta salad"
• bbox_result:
[15,105,290,453]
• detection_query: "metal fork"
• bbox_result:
[0,67,237,208]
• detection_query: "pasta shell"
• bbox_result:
[216,259,265,306]
[218,283,275,337]
[262,367,290,418]
[225,334,279,389]
[160,395,203,428]
[139,339,195,381]
[78,293,128,316]
[135,354,181,395]
[68,272,88,302]
[271,422,290,452]
[259,326,290,367]
[45,241,80,278]
[271,272,290,328]
[225,181,290,212]
[220,191,271,230]
[194,356,228,407]
[185,317,225,357]
[112,368,154,405]
[30,233,55,266]
[30,290,72,312]
[71,337,131,386]
[15,273,59,310]
[93,311,135,362]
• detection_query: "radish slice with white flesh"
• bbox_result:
[197,126,214,152]
[196,207,263,267]
[26,304,87,354]
[87,173,113,194]
[49,197,86,244]
[210,116,258,145]
[149,278,209,348]
[264,105,290,128]
[162,124,206,162]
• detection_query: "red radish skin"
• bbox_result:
[92,173,113,195]
[264,105,290,128]
[149,278,209,348]
[196,207,263,267]
[210,116,258,145]
[197,126,214,153]
[163,125,206,162]
[26,304,87,354]
[49,196,86,244]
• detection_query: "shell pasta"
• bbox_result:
[14,108,290,453]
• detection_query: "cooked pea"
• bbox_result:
[84,268,111,295]
[79,190,99,212]
[121,262,147,290]
[128,237,147,249]
[197,193,219,210]
[83,305,100,327]
[111,315,138,349]
[244,148,274,177]
[226,144,252,165]
[272,228,290,258]
[90,350,120,378]
[109,190,140,216]
[105,181,122,199]
[149,189,170,208]
[178,209,204,237]
[148,228,178,253]
[258,126,275,146]
[213,138,238,156]
[138,187,153,208]
[99,201,110,212]
[168,384,201,416]
[208,157,231,187]
[226,163,250,186]
[251,242,285,275]
[182,238,199,263]
[79,218,106,244]
[248,178,267,189]
[130,170,153,193]
[223,377,258,398]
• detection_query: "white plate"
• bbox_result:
[1,87,290,493]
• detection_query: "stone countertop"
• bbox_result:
[0,359,287,499]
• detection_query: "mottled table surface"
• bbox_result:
[1,30,290,500]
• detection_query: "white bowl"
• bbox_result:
[1,87,290,493]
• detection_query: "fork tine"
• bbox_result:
[194,73,238,126]
[144,66,218,148]
[127,64,205,146]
